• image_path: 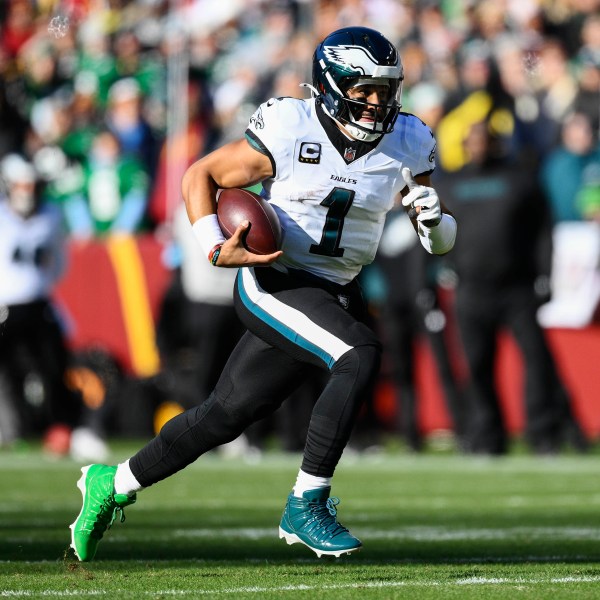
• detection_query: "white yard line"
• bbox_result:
[4,576,600,596]
[146,525,600,542]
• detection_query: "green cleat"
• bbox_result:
[69,464,136,562]
[279,487,361,558]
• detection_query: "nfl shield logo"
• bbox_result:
[344,147,356,162]
[337,294,350,309]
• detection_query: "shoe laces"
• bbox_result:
[93,497,127,534]
[309,496,348,534]
[326,497,340,516]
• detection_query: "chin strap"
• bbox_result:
[300,83,319,97]
[342,122,382,142]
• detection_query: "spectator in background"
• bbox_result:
[0,153,107,460]
[541,0,598,59]
[573,13,600,132]
[573,54,600,134]
[441,121,588,455]
[112,28,164,101]
[535,38,579,143]
[578,158,600,222]
[436,40,498,173]
[414,2,460,66]
[61,70,103,163]
[105,78,159,179]
[0,45,28,156]
[75,17,117,108]
[17,35,66,119]
[443,39,492,114]
[466,0,509,45]
[406,81,447,131]
[578,12,600,67]
[26,91,73,161]
[60,128,150,239]
[541,111,600,223]
[0,0,35,60]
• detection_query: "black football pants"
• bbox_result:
[0,299,81,434]
[130,266,381,486]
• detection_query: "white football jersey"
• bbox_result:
[0,200,65,305]
[245,97,436,285]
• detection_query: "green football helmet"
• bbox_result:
[312,27,404,141]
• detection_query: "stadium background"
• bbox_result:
[1,0,599,444]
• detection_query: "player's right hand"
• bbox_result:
[215,221,283,267]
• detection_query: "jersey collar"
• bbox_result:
[316,101,383,164]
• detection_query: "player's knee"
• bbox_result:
[213,376,285,431]
[357,343,382,380]
[333,343,381,385]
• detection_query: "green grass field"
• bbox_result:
[2,440,600,599]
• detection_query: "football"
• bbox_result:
[217,188,282,255]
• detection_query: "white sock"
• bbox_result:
[113,459,144,497]
[292,469,331,498]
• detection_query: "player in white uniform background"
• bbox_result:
[70,26,457,561]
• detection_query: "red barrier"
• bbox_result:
[52,235,172,376]
[374,327,600,439]
[53,235,600,438]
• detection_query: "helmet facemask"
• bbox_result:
[336,76,403,141]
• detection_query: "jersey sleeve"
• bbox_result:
[244,98,300,180]
[399,113,437,178]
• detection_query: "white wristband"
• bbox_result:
[418,213,457,255]
[192,214,227,259]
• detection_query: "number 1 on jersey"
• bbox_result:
[310,187,355,257]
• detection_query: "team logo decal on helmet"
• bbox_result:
[322,45,382,74]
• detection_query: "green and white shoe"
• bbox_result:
[69,464,136,562]
[279,487,361,558]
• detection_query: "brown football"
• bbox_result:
[217,188,282,255]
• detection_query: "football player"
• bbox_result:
[70,26,456,561]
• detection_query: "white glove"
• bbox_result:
[401,167,441,227]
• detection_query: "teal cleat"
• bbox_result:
[279,487,362,557]
[69,464,136,562]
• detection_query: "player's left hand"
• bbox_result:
[217,221,283,267]
[401,167,442,227]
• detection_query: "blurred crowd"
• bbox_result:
[0,0,599,458]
